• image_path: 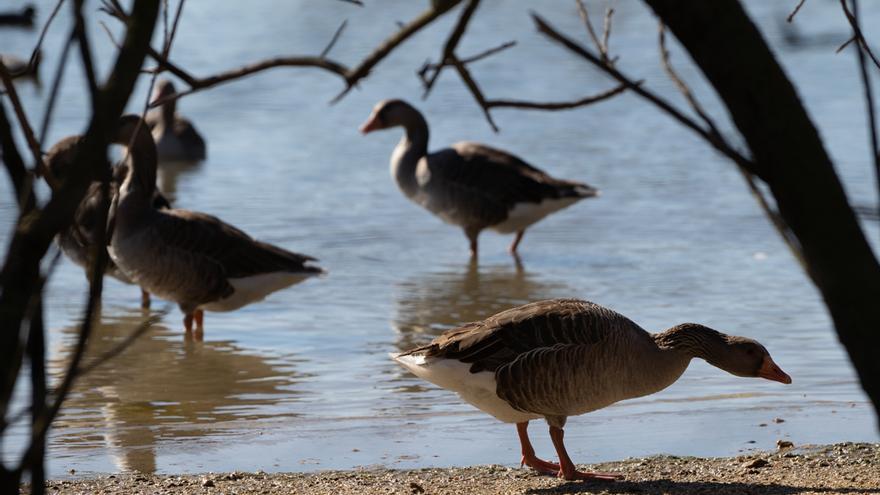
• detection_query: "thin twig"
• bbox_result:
[658,23,721,138]
[531,13,755,172]
[320,19,348,59]
[601,5,614,60]
[844,0,880,224]
[484,82,630,111]
[840,0,880,70]
[531,12,807,268]
[164,0,186,56]
[837,35,856,53]
[576,0,603,54]
[29,0,67,69]
[449,55,498,132]
[418,41,516,92]
[0,63,55,189]
[39,28,76,144]
[421,0,481,97]
[330,0,463,102]
[788,0,807,23]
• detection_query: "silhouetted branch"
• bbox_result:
[787,0,807,23]
[531,13,755,173]
[421,0,481,97]
[321,19,348,59]
[576,0,616,65]
[29,0,66,68]
[0,63,55,188]
[839,0,880,70]
[484,83,630,111]
[0,100,35,212]
[842,0,880,223]
[38,28,75,143]
[449,54,498,131]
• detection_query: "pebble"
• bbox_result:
[777,440,794,449]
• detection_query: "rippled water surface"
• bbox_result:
[2,0,878,477]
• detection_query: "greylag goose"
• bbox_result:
[360,99,598,257]
[146,79,207,162]
[0,5,35,26]
[0,51,39,80]
[47,135,171,308]
[108,115,322,333]
[393,298,791,481]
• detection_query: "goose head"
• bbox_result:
[113,115,158,193]
[151,79,178,119]
[359,99,422,134]
[656,323,792,384]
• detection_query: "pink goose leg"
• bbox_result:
[549,426,622,481]
[517,422,559,475]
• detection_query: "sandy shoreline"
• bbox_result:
[25,443,879,494]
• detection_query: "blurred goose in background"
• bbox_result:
[109,115,322,335]
[0,5,35,27]
[360,99,598,258]
[47,135,171,308]
[0,51,40,80]
[146,79,206,162]
[393,298,791,481]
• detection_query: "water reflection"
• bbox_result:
[156,160,203,202]
[50,313,306,473]
[391,260,571,352]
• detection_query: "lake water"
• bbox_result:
[1,0,878,478]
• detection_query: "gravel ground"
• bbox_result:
[26,443,879,495]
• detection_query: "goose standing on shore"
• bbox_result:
[47,135,171,308]
[393,299,791,481]
[109,115,322,335]
[146,79,206,162]
[360,99,598,257]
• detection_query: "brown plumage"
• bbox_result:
[360,99,598,257]
[146,79,207,162]
[47,135,170,307]
[394,299,791,480]
[108,115,321,335]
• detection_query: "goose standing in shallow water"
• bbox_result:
[393,299,791,481]
[360,99,598,258]
[108,115,322,335]
[47,135,170,308]
[146,79,207,162]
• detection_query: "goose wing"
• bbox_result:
[421,142,594,226]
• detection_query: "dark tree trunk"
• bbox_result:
[644,0,880,422]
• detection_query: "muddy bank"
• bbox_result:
[26,442,879,494]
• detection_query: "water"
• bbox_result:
[2,0,878,478]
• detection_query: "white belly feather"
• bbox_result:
[392,353,541,423]
[492,197,580,233]
[201,271,316,312]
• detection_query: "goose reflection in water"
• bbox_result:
[392,260,572,353]
[49,313,306,473]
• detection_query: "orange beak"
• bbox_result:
[359,114,382,134]
[757,356,792,384]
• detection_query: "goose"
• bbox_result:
[360,99,598,258]
[0,51,39,80]
[108,115,322,334]
[146,79,207,162]
[393,298,791,481]
[0,5,35,27]
[46,135,171,308]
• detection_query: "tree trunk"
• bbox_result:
[644,0,880,423]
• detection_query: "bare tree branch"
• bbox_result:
[531,13,756,174]
[39,29,76,144]
[321,19,348,59]
[0,64,56,189]
[484,83,630,111]
[0,100,35,212]
[330,0,463,102]
[421,0,481,97]
[788,0,807,22]
[842,0,880,224]
[448,54,498,131]
[839,0,880,71]
[418,40,515,94]
[29,0,67,69]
